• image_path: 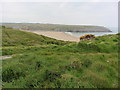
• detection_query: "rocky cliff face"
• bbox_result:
[3,23,111,32]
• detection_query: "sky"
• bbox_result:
[0,0,119,27]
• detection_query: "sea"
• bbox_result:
[65,27,118,38]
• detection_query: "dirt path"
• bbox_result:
[0,56,12,60]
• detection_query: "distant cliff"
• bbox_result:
[2,23,111,32]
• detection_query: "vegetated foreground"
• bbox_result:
[1,26,119,88]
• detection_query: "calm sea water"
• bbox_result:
[65,27,118,37]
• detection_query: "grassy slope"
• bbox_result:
[2,27,119,88]
[1,27,71,55]
[2,27,70,46]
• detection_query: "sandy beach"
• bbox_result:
[28,31,80,42]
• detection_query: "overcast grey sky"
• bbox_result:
[0,0,119,27]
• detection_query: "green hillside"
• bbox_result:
[2,26,119,88]
[2,26,70,47]
[3,23,111,32]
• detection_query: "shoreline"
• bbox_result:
[21,30,80,42]
[19,29,118,42]
[31,31,80,42]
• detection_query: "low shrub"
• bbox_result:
[2,63,26,82]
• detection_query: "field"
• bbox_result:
[1,26,119,88]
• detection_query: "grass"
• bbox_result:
[1,26,119,88]
[2,26,70,47]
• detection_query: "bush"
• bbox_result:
[44,70,61,82]
[2,63,26,82]
[82,59,92,68]
[35,61,43,70]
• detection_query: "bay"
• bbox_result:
[65,27,118,37]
